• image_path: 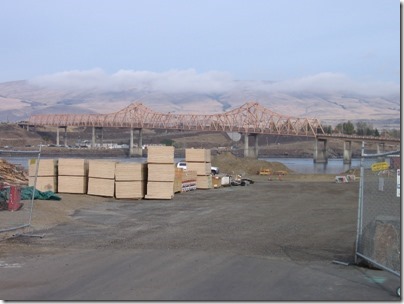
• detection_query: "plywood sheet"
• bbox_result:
[88,160,116,179]
[147,146,174,164]
[147,163,175,182]
[145,181,174,199]
[186,148,211,162]
[29,176,57,192]
[115,162,147,181]
[58,176,87,194]
[196,175,212,189]
[58,158,88,176]
[28,159,57,177]
[115,181,146,199]
[187,162,211,175]
[87,177,115,197]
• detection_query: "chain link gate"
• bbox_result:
[355,142,400,282]
[0,148,41,239]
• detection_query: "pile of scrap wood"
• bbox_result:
[0,159,28,185]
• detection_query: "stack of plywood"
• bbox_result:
[186,148,212,189]
[57,158,88,194]
[28,159,57,192]
[87,160,116,197]
[115,162,147,199]
[145,146,175,199]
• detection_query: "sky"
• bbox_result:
[0,0,400,95]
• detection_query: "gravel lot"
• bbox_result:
[0,175,400,300]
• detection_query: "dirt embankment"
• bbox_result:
[212,152,292,176]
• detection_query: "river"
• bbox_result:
[3,155,360,175]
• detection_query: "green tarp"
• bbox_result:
[21,186,61,201]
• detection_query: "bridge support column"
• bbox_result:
[253,134,259,158]
[243,134,259,158]
[343,141,352,164]
[137,128,143,156]
[56,127,60,146]
[129,128,143,157]
[92,126,96,148]
[129,128,134,156]
[91,127,103,148]
[314,138,328,163]
[244,133,249,157]
[56,126,67,146]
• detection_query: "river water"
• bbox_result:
[4,156,360,175]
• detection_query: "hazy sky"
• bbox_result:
[0,0,400,93]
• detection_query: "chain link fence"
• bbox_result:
[0,149,41,239]
[355,144,400,277]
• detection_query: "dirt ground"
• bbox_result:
[0,174,401,300]
[1,174,358,259]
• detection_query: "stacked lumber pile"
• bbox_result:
[87,160,116,197]
[28,159,57,192]
[145,146,175,199]
[186,148,212,189]
[57,158,88,194]
[115,162,147,199]
[174,168,197,193]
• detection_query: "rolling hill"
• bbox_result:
[0,79,400,129]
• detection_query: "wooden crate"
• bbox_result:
[58,158,88,176]
[28,159,57,177]
[115,162,147,181]
[187,162,211,175]
[182,170,197,182]
[147,146,174,163]
[29,176,57,192]
[88,160,116,179]
[186,148,211,162]
[212,176,222,188]
[87,177,115,197]
[174,168,183,193]
[147,163,175,182]
[115,181,146,199]
[145,181,174,199]
[58,176,87,194]
[196,175,212,189]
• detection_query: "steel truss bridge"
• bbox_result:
[28,101,324,137]
[27,101,400,161]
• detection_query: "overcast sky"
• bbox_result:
[0,0,400,95]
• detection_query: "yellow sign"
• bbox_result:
[371,161,389,172]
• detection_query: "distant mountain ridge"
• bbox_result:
[0,79,400,129]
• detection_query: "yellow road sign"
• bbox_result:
[371,161,389,172]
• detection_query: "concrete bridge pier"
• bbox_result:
[129,128,143,157]
[243,133,259,158]
[343,140,352,164]
[314,138,328,163]
[56,126,67,147]
[91,126,103,148]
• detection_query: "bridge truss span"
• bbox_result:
[28,101,325,137]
